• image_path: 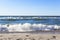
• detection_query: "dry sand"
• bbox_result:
[0,32,60,40]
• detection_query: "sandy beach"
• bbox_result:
[0,32,60,40]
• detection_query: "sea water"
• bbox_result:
[0,16,60,32]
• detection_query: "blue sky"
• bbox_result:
[0,0,60,16]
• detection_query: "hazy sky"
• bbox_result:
[0,0,60,16]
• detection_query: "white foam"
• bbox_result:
[0,23,60,32]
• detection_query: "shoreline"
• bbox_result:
[0,31,60,34]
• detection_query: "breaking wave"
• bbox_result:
[0,23,60,32]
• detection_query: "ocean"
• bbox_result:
[0,16,60,32]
